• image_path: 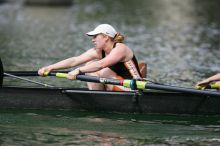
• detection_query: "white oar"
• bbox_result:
[4,73,54,87]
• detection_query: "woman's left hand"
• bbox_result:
[67,68,81,80]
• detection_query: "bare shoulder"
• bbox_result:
[114,43,129,51]
[115,43,127,48]
[112,43,133,61]
[115,43,132,53]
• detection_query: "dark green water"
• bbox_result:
[1,109,220,145]
[1,0,220,145]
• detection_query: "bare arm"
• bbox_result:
[79,44,129,73]
[38,48,99,76]
[196,73,220,87]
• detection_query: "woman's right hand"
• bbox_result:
[196,79,211,88]
[38,66,53,76]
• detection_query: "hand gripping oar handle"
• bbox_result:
[195,84,220,90]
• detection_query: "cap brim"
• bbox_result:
[86,30,99,36]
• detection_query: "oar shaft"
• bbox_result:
[78,75,122,85]
[5,71,39,76]
[49,72,122,84]
[4,71,69,76]
[146,83,220,96]
[49,72,220,96]
[11,71,219,97]
[77,75,105,83]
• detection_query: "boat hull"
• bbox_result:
[1,86,220,115]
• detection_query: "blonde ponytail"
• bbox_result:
[113,33,124,43]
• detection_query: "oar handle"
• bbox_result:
[54,73,68,78]
[195,84,220,90]
[44,72,68,78]
[209,84,220,89]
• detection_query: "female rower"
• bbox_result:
[196,73,220,90]
[38,24,144,91]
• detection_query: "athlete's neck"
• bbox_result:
[103,41,114,54]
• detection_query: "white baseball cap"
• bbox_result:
[86,24,117,38]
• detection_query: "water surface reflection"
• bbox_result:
[0,110,220,145]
